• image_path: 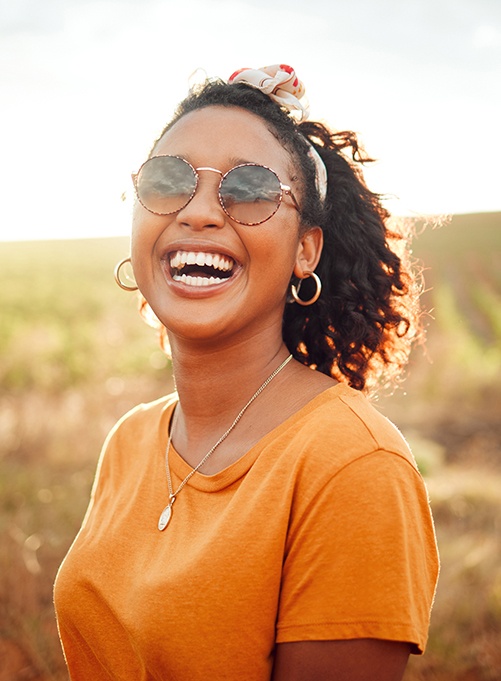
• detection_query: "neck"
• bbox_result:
[169,330,290,429]
[164,328,338,472]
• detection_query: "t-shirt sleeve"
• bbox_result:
[276,449,439,654]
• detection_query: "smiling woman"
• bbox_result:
[54,64,439,681]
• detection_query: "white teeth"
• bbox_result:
[173,273,226,286]
[169,250,234,272]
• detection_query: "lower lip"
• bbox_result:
[161,261,240,298]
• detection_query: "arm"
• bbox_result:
[272,639,411,681]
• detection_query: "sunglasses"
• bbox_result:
[132,155,300,226]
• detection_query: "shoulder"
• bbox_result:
[107,392,176,441]
[96,393,177,474]
[282,384,416,473]
[257,384,426,523]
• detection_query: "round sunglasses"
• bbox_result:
[132,155,300,226]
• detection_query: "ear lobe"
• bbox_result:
[294,226,323,278]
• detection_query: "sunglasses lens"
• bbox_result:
[136,156,196,215]
[221,165,282,224]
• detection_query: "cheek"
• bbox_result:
[250,223,300,271]
[246,234,300,304]
[129,206,162,291]
[130,209,145,272]
[130,203,164,258]
[131,201,148,244]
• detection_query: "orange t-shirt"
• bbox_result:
[54,384,439,681]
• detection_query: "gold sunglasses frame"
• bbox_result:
[131,155,301,226]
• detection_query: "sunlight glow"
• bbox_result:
[0,0,499,241]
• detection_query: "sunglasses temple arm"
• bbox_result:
[283,185,301,214]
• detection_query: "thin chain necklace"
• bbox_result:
[158,353,293,531]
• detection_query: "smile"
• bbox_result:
[169,250,236,287]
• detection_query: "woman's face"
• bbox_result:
[131,105,321,350]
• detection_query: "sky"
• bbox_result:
[0,0,499,241]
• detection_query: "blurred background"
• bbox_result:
[0,0,500,679]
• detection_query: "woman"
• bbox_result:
[54,64,439,681]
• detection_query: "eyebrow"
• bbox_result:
[226,156,253,167]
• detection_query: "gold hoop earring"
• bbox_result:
[290,272,322,306]
[114,257,138,291]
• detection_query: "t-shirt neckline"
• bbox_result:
[164,382,352,492]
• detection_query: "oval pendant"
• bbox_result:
[158,504,172,531]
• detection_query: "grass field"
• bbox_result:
[1,212,500,680]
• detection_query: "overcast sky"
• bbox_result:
[0,0,499,241]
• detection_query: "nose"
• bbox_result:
[175,168,226,230]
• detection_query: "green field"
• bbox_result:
[1,213,500,680]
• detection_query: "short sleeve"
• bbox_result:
[276,450,439,654]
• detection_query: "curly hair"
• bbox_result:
[140,79,422,393]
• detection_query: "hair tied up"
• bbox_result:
[228,64,308,121]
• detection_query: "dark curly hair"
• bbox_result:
[140,79,422,393]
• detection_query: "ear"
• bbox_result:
[293,227,323,278]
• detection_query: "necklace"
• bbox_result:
[158,353,293,531]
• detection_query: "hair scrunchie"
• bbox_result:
[228,64,327,202]
[228,64,308,121]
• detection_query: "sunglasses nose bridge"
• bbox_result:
[193,166,225,196]
[195,166,224,176]
[173,166,227,227]
[190,166,226,208]
[195,167,224,188]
